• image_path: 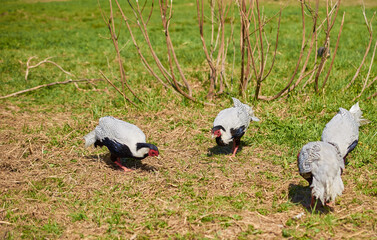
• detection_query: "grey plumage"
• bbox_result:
[213,97,259,145]
[298,141,344,205]
[321,102,368,159]
[84,116,152,159]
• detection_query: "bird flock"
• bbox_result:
[84,98,367,209]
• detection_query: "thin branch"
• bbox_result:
[301,0,320,90]
[238,0,258,96]
[315,0,341,92]
[0,79,102,100]
[196,0,216,98]
[161,0,193,96]
[261,9,281,81]
[158,0,214,106]
[239,0,247,95]
[131,0,175,86]
[133,0,174,88]
[284,67,318,98]
[25,56,74,81]
[366,75,377,89]
[316,1,339,34]
[254,0,275,99]
[258,0,306,101]
[353,39,377,101]
[230,14,236,91]
[108,0,144,103]
[216,0,227,94]
[99,70,137,107]
[367,91,377,100]
[293,0,319,91]
[256,0,265,83]
[344,11,376,89]
[145,0,155,25]
[247,3,288,37]
[210,0,215,54]
[301,66,319,89]
[222,9,235,90]
[321,11,345,88]
[114,0,174,88]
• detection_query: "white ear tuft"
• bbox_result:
[349,102,369,126]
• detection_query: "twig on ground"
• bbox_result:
[0,221,13,225]
[25,56,74,81]
[366,75,377,89]
[367,91,377,99]
[73,82,104,92]
[0,79,103,99]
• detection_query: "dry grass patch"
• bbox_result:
[0,102,376,239]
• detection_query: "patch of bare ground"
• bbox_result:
[0,101,376,239]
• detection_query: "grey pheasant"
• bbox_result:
[321,102,368,162]
[297,141,344,207]
[212,98,259,157]
[84,116,159,172]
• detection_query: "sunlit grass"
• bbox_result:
[0,0,376,239]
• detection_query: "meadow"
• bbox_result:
[0,0,376,239]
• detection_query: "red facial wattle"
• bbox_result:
[214,130,221,137]
[149,149,159,157]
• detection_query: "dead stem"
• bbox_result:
[99,70,137,107]
[25,56,74,81]
[344,9,376,90]
[0,79,103,100]
[258,0,306,101]
[353,39,377,101]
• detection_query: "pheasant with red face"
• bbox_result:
[212,98,259,157]
[84,116,159,172]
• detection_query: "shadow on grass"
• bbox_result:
[86,154,157,172]
[288,183,332,214]
[207,141,245,156]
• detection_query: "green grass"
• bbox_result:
[0,0,377,239]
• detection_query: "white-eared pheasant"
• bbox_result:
[212,98,259,157]
[321,102,368,162]
[84,116,159,172]
[297,141,344,208]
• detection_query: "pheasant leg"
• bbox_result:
[114,158,133,172]
[231,141,239,157]
[310,195,316,208]
[325,201,334,208]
